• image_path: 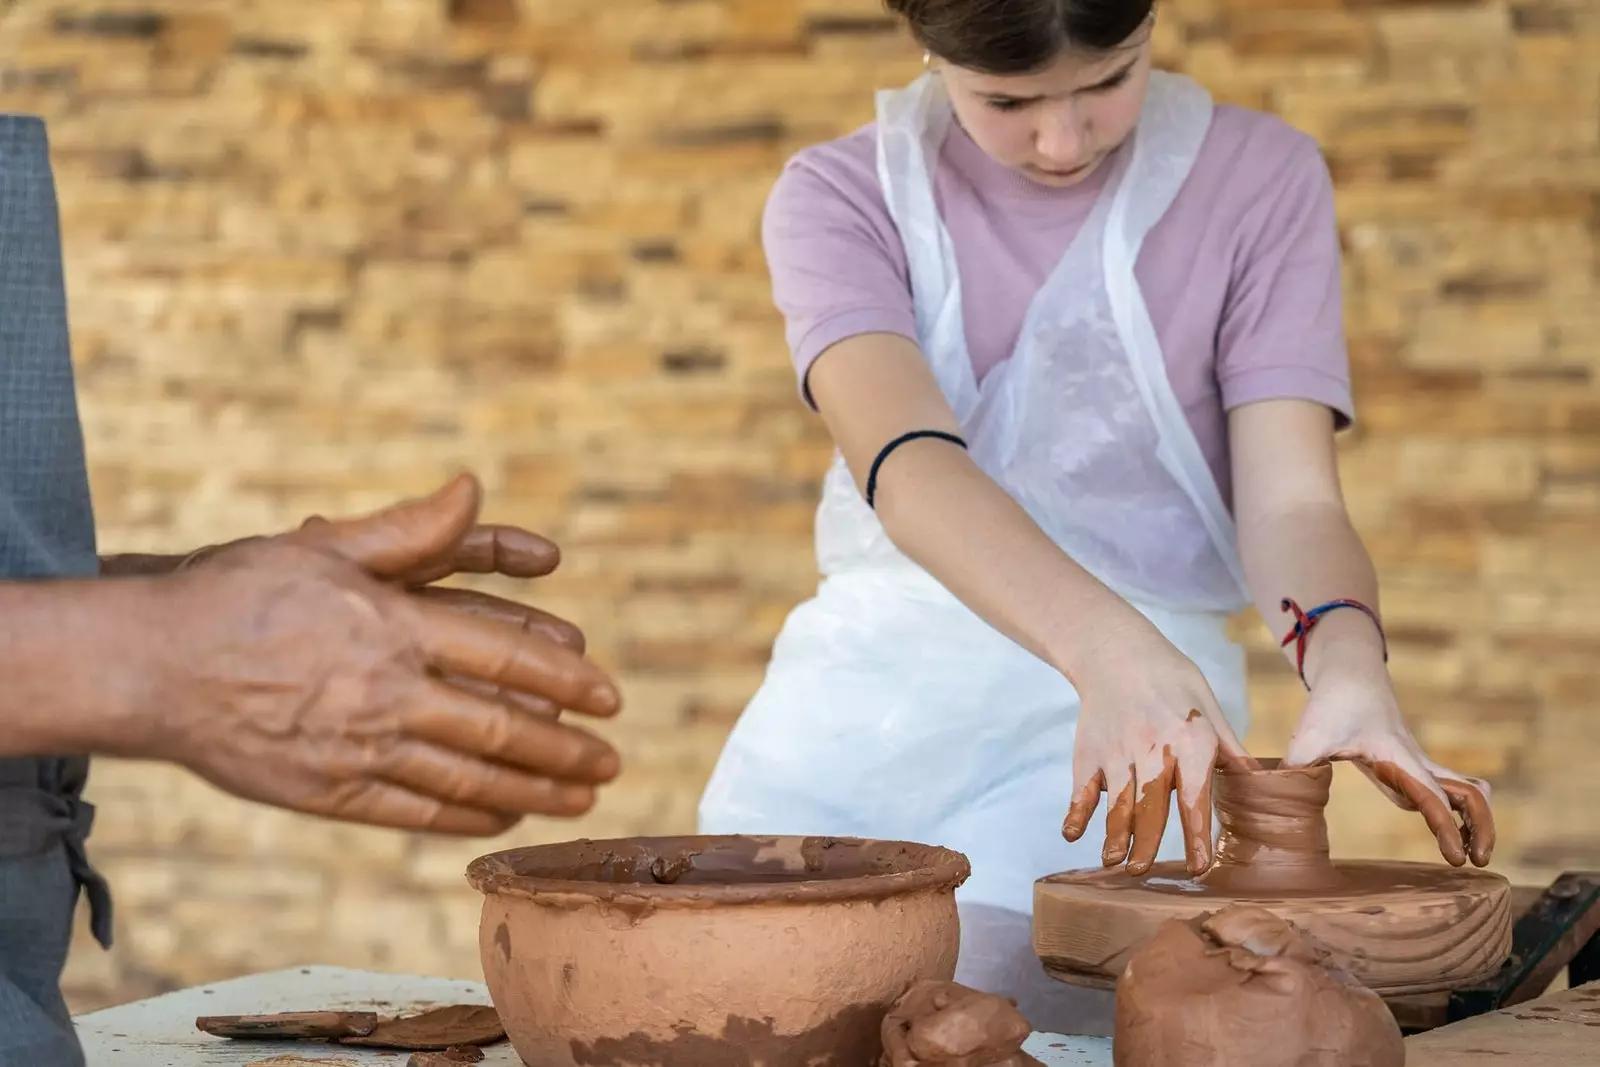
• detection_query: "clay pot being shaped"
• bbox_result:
[1034,759,1512,996]
[467,835,970,1067]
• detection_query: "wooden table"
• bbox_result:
[1405,980,1600,1065]
[74,964,1600,1065]
[72,966,1113,1066]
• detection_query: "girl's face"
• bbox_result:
[934,26,1154,189]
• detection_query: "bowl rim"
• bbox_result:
[465,834,971,909]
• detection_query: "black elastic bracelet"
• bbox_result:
[865,430,969,509]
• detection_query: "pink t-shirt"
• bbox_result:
[761,101,1354,508]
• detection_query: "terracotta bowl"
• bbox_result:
[466,834,970,1067]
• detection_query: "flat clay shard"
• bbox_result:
[879,980,1043,1067]
[338,1005,505,1051]
[196,1011,378,1039]
[1113,905,1406,1067]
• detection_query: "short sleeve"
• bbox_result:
[1215,133,1354,429]
[761,135,919,407]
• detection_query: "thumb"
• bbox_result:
[1204,704,1261,772]
[293,472,482,577]
[1281,723,1329,770]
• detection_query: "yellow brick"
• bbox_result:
[20,0,1595,1010]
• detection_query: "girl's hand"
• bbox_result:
[1062,617,1258,877]
[1283,659,1494,868]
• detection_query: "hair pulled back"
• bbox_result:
[884,0,1154,75]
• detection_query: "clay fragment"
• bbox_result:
[196,1011,378,1039]
[879,980,1043,1067]
[338,1004,505,1050]
[1113,905,1405,1067]
[407,1046,486,1066]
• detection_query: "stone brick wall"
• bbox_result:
[0,0,1593,1013]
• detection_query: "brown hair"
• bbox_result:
[884,0,1154,75]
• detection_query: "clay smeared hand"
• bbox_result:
[1284,666,1494,868]
[143,475,624,836]
[1062,619,1259,877]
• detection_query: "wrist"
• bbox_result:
[1046,598,1163,689]
[100,552,187,577]
[1298,608,1388,689]
[0,576,171,758]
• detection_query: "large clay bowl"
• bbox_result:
[466,835,970,1067]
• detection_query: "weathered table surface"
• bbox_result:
[1403,980,1600,1066]
[73,965,1113,1066]
[77,964,1600,1066]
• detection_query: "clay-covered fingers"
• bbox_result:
[320,778,520,837]
[1433,767,1495,867]
[413,597,620,719]
[1100,763,1138,869]
[1125,750,1178,876]
[1062,766,1106,845]
[412,586,585,653]
[1174,746,1218,874]
[376,738,600,819]
[403,678,620,785]
[1366,757,1466,867]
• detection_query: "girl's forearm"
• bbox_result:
[807,333,1151,685]
[1236,500,1387,687]
[874,442,1150,684]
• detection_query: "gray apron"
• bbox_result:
[1,114,114,1067]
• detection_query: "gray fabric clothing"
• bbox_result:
[0,113,110,1067]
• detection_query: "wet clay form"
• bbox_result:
[467,835,970,1067]
[1113,905,1406,1067]
[1034,760,1512,995]
[879,980,1043,1067]
[337,1005,504,1050]
[197,1007,502,1053]
[195,1012,378,1039]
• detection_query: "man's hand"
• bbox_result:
[139,474,624,836]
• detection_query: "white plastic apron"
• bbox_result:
[699,71,1254,916]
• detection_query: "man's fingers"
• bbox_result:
[1439,776,1496,867]
[1102,764,1137,868]
[320,778,520,837]
[1126,753,1175,877]
[413,599,620,718]
[1369,758,1466,867]
[1063,768,1106,843]
[413,586,585,653]
[403,678,620,784]
[396,525,561,587]
[378,740,598,819]
[294,474,482,577]
[440,673,560,720]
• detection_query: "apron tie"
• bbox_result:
[0,785,114,949]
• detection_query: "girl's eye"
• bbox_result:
[986,98,1027,112]
[1090,71,1131,93]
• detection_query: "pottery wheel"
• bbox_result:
[1032,760,1513,996]
[1034,858,1511,996]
